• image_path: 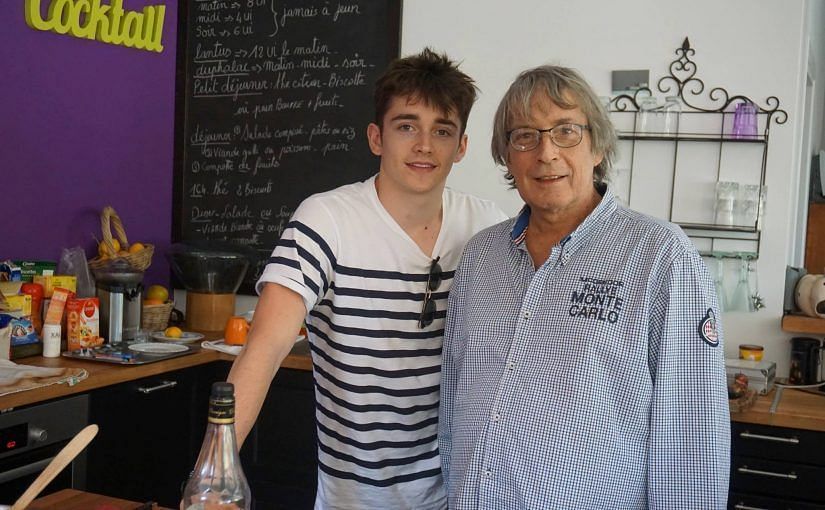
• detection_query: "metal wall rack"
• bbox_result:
[608,37,788,259]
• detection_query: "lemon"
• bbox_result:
[146,284,169,303]
[98,239,121,258]
[128,242,145,254]
[164,326,183,338]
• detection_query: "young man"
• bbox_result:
[439,65,730,509]
[227,48,507,510]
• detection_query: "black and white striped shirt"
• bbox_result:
[257,175,507,510]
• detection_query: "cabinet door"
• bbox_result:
[86,366,203,507]
[240,368,317,510]
[729,491,825,510]
[731,422,825,466]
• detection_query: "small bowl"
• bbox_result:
[739,344,764,361]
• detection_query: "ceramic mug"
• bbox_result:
[224,316,250,345]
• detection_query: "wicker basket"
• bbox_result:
[88,206,154,272]
[142,301,174,332]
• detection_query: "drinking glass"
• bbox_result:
[715,181,739,226]
[662,96,682,136]
[735,184,760,228]
[728,257,755,312]
[732,101,758,138]
[636,96,661,134]
[712,257,727,312]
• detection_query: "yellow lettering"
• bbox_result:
[120,11,141,47]
[145,5,164,52]
[47,0,72,34]
[24,0,53,30]
[107,0,125,43]
[23,0,164,53]
[67,0,91,37]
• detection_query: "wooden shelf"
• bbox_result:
[781,314,825,335]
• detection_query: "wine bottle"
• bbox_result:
[182,382,252,510]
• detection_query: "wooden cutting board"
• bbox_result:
[27,489,173,510]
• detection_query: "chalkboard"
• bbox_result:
[173,0,401,294]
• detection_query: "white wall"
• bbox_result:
[402,0,820,377]
[224,0,824,378]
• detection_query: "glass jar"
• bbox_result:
[662,96,682,135]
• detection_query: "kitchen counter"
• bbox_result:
[731,388,825,432]
[29,489,174,509]
[1,340,311,410]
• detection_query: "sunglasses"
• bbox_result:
[418,256,443,329]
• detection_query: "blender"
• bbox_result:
[167,242,252,334]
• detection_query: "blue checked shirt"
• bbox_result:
[439,186,730,510]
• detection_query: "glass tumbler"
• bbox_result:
[735,184,760,228]
[729,258,755,313]
[636,96,661,134]
[732,101,758,138]
[714,181,739,226]
[662,96,682,136]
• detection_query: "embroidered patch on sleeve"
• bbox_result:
[698,308,719,347]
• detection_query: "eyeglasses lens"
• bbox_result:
[419,258,442,328]
[508,124,583,151]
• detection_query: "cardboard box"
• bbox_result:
[726,359,776,395]
[0,312,42,359]
[66,297,102,350]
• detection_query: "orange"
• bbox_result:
[146,285,169,302]
[143,299,163,306]
[164,326,182,338]
[128,242,145,254]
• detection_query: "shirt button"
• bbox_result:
[484,469,492,477]
[522,311,531,319]
[506,361,516,371]
[491,413,501,422]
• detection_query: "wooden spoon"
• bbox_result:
[9,424,99,510]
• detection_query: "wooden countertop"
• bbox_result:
[29,488,173,509]
[731,387,825,432]
[1,340,311,410]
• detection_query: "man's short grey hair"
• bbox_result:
[491,65,617,185]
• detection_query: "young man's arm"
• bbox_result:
[228,282,307,446]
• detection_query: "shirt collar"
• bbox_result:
[510,183,617,253]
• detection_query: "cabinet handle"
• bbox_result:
[137,380,178,394]
[739,431,800,444]
[737,466,798,480]
[733,504,769,510]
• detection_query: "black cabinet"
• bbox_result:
[240,367,317,510]
[86,362,226,508]
[730,421,825,510]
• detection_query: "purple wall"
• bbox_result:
[1,0,178,288]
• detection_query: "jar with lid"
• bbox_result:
[662,96,682,135]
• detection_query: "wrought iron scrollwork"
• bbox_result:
[611,37,788,125]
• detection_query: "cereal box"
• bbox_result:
[66,297,102,350]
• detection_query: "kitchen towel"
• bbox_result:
[0,359,88,397]
[201,334,306,356]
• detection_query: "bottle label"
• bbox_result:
[208,397,235,424]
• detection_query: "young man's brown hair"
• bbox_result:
[374,48,478,135]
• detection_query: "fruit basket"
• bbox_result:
[142,301,174,331]
[88,205,154,272]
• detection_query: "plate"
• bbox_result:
[129,342,189,353]
[151,331,204,343]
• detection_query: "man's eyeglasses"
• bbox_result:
[507,123,590,151]
[418,256,442,329]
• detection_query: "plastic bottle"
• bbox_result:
[182,382,251,510]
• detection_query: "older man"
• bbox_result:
[438,65,730,509]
